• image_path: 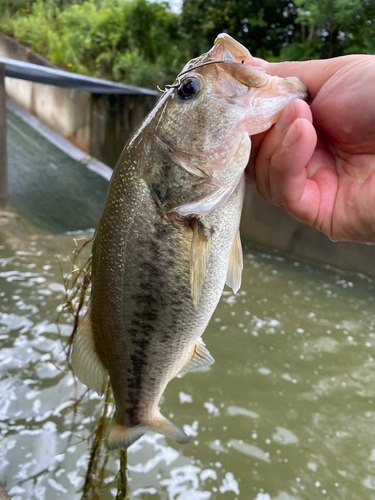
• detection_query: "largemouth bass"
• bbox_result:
[71,33,308,450]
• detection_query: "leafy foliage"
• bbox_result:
[180,0,298,60]
[181,0,375,61]
[283,0,375,59]
[0,0,374,89]
[0,0,189,89]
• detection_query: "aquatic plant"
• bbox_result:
[58,237,129,500]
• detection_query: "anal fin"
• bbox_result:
[177,338,215,378]
[226,229,243,294]
[71,309,109,396]
[190,220,211,308]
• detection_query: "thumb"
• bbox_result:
[252,56,367,100]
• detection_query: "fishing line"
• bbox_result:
[164,59,247,90]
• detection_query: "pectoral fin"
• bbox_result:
[190,220,211,307]
[226,229,243,294]
[71,310,109,396]
[177,338,215,378]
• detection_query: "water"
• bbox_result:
[6,107,108,234]
[1,224,375,500]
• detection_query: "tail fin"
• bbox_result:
[106,412,190,450]
[106,419,147,450]
[150,414,190,445]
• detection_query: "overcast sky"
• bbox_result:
[164,0,183,13]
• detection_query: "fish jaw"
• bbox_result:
[201,34,309,136]
[212,33,253,64]
[237,74,308,136]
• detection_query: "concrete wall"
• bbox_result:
[0,33,157,167]
[90,92,156,167]
[241,185,375,277]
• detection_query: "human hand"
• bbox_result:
[246,55,375,244]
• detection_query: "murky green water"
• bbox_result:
[1,225,375,500]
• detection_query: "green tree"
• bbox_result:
[180,0,298,60]
[180,0,375,61]
[280,0,375,59]
[1,0,189,88]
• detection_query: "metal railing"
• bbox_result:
[0,57,159,209]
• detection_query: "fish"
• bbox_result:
[71,33,308,450]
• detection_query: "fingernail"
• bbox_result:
[275,101,295,131]
[282,120,301,147]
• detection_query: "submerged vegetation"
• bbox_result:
[0,0,374,89]
[59,238,129,499]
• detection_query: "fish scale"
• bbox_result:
[93,151,242,435]
[71,33,308,450]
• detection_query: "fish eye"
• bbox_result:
[177,77,202,101]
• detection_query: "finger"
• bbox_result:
[269,118,318,223]
[254,100,312,202]
[259,55,372,100]
[301,146,338,233]
[269,122,340,233]
[254,102,297,201]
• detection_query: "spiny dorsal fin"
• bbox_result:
[190,220,211,308]
[226,229,243,294]
[177,338,215,378]
[71,309,109,396]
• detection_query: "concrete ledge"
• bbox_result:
[7,99,112,181]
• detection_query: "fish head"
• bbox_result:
[147,34,308,215]
[157,33,308,155]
